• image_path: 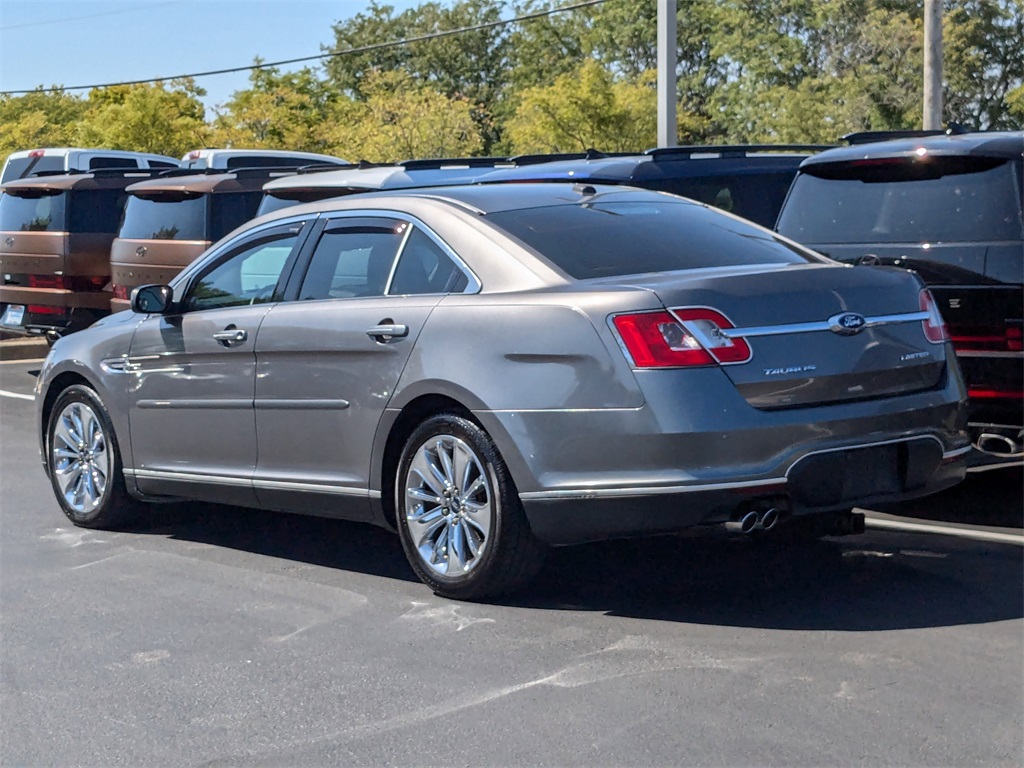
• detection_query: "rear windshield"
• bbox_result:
[487,200,813,279]
[0,188,127,233]
[119,193,207,240]
[777,156,1024,244]
[1,190,66,232]
[1,156,65,183]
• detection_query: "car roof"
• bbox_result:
[126,169,303,195]
[261,161,520,195]
[258,182,684,223]
[0,169,169,192]
[800,131,1024,167]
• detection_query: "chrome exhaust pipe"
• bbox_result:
[758,507,780,532]
[976,433,1022,456]
[725,510,759,534]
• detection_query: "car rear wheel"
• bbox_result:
[396,414,546,600]
[46,385,143,529]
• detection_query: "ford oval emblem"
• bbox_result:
[136,246,148,258]
[828,312,867,335]
[4,237,13,247]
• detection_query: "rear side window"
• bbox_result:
[209,191,263,241]
[0,190,67,232]
[778,157,1024,244]
[119,193,207,240]
[298,221,405,300]
[390,227,467,294]
[648,172,796,228]
[488,201,813,279]
[67,189,128,233]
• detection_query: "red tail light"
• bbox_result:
[950,323,1023,353]
[612,308,750,368]
[967,388,1024,400]
[919,289,948,344]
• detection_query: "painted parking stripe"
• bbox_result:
[0,389,34,401]
[866,516,1024,545]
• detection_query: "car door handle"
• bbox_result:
[365,323,409,342]
[212,326,248,346]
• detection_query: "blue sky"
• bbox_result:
[0,1,423,114]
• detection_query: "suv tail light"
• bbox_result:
[612,308,751,368]
[950,323,1023,353]
[919,289,948,343]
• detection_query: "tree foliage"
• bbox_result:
[1,0,1020,169]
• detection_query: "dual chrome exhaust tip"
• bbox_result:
[725,507,780,534]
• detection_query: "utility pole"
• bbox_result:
[657,0,677,147]
[923,0,943,129]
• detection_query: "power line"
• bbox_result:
[0,1,186,32]
[0,0,612,96]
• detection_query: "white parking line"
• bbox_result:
[866,516,1024,545]
[0,389,34,401]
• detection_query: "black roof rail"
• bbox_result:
[399,157,512,170]
[646,144,834,160]
[509,148,633,165]
[840,125,972,144]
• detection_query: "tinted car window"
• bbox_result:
[299,221,405,301]
[488,201,813,279]
[390,227,467,295]
[185,232,299,311]
[1,156,65,183]
[777,157,1024,244]
[0,190,67,232]
[67,189,128,233]
[89,157,139,170]
[209,191,263,241]
[119,193,207,240]
[647,172,796,228]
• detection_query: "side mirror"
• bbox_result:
[131,284,174,314]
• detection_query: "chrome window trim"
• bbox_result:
[320,209,482,295]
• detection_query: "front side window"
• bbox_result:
[298,220,405,301]
[184,231,299,311]
[0,190,67,232]
[118,192,207,240]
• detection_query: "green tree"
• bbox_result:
[0,89,88,162]
[318,71,483,161]
[505,60,658,153]
[210,64,337,151]
[77,79,209,157]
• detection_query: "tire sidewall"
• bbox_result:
[395,414,513,595]
[46,385,123,526]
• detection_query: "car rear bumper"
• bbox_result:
[519,438,967,545]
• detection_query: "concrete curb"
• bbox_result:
[0,337,48,362]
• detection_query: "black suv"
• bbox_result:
[776,131,1024,461]
[476,145,833,228]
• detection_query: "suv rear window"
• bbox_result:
[119,193,207,240]
[777,156,1024,244]
[647,172,796,228]
[488,200,812,279]
[1,188,127,233]
[1,190,66,232]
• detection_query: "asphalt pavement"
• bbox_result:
[1,358,1021,766]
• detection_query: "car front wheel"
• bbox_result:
[396,414,546,600]
[46,384,142,529]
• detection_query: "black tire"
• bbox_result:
[46,384,143,529]
[395,414,546,600]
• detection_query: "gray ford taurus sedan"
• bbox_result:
[35,183,970,599]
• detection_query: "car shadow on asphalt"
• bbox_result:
[129,488,1023,633]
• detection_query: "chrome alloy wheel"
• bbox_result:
[51,401,111,516]
[404,434,493,576]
